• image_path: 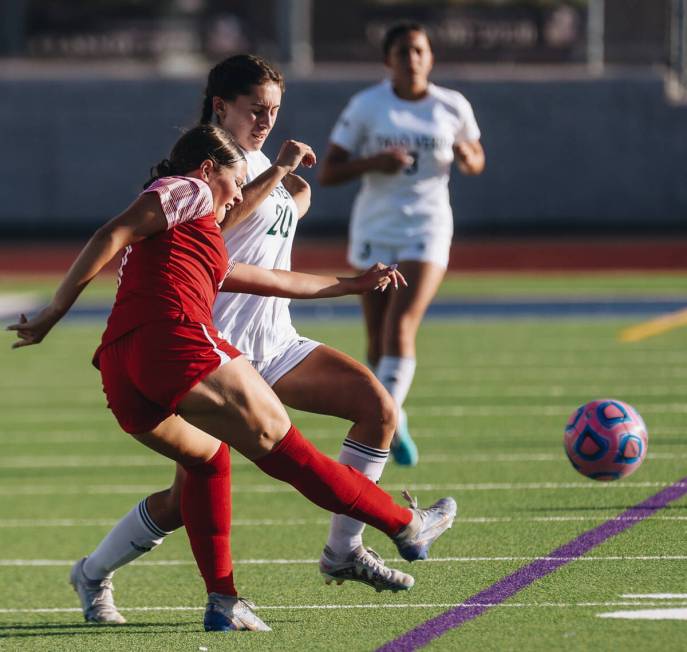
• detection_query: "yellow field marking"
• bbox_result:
[619,308,687,342]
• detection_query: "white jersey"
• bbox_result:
[330,79,481,246]
[213,149,299,361]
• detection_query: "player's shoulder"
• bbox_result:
[428,83,474,114]
[346,81,390,110]
[244,149,271,179]
[146,175,209,197]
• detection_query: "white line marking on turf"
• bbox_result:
[0,518,330,528]
[2,556,687,567]
[2,601,687,615]
[621,594,687,599]
[406,403,687,417]
[4,451,686,469]
[0,480,683,496]
[4,514,687,529]
[598,609,687,620]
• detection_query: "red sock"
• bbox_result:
[255,425,411,536]
[180,443,236,595]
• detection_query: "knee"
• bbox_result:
[356,384,397,447]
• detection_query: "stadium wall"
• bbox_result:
[1,71,686,236]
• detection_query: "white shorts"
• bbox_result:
[250,336,321,387]
[347,233,451,270]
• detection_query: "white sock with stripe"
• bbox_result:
[325,438,390,557]
[82,499,173,580]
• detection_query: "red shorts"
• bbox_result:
[95,319,241,434]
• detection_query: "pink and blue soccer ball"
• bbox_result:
[564,399,648,481]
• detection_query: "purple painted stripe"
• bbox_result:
[378,477,687,652]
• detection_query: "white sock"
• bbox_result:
[375,355,417,413]
[325,439,390,556]
[82,499,173,580]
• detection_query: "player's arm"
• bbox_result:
[318,143,413,186]
[7,194,167,348]
[221,262,406,299]
[453,140,485,175]
[222,140,316,230]
[281,173,311,219]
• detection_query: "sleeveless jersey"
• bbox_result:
[97,176,230,355]
[329,80,481,246]
[213,149,300,362]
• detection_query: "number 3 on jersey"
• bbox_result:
[267,204,293,238]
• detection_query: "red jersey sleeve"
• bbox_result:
[144,176,214,229]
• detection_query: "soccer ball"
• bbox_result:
[563,399,648,481]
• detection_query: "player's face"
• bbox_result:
[207,159,247,224]
[215,82,282,152]
[385,30,434,85]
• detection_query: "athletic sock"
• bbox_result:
[325,438,390,556]
[82,498,173,581]
[255,425,409,536]
[376,355,417,412]
[180,443,235,596]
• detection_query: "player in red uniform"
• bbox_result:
[8,123,457,632]
[69,54,419,630]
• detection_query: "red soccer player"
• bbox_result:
[8,123,457,632]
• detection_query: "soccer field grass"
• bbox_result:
[1,275,687,650]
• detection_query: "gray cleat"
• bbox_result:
[69,557,126,625]
[204,593,271,632]
[320,545,415,592]
[393,491,457,562]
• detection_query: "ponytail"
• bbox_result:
[200,94,214,125]
[144,158,176,189]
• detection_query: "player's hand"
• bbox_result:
[6,305,62,349]
[354,263,408,294]
[275,140,317,173]
[453,141,485,175]
[371,148,415,174]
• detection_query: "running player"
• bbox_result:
[67,55,421,628]
[8,123,457,633]
[319,22,485,466]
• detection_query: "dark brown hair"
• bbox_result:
[382,22,432,57]
[200,54,285,124]
[144,123,245,189]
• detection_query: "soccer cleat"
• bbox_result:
[69,557,126,625]
[204,593,271,632]
[319,545,415,593]
[393,491,457,562]
[390,408,419,466]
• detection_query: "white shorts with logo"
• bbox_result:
[347,232,451,270]
[249,336,321,387]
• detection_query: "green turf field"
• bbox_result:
[1,274,687,651]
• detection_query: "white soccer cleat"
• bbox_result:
[204,593,271,632]
[319,545,415,592]
[393,491,457,562]
[69,557,126,625]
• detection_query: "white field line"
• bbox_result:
[2,556,687,567]
[405,403,687,417]
[425,369,687,381]
[598,608,687,620]
[0,480,684,496]
[4,514,687,528]
[2,601,687,615]
[409,385,687,398]
[621,594,687,599]
[2,450,686,470]
[5,402,687,423]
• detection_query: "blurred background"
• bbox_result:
[0,0,686,240]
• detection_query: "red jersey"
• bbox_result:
[96,176,232,358]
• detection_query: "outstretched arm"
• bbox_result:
[7,193,167,348]
[221,262,406,299]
